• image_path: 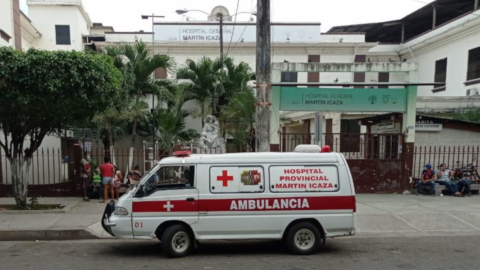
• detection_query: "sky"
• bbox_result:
[20,0,435,32]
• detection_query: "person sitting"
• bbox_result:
[436,163,461,197]
[127,165,142,186]
[418,164,435,195]
[458,172,472,196]
[148,174,159,186]
[90,167,103,199]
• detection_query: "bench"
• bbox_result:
[434,184,480,196]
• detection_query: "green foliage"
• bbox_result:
[453,108,480,123]
[0,47,121,158]
[177,56,255,148]
[220,89,256,149]
[103,42,175,148]
[177,56,255,119]
[138,85,199,154]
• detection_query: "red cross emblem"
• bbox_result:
[217,170,234,187]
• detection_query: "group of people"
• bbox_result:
[418,163,472,196]
[81,152,144,203]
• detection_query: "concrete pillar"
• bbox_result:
[475,0,479,11]
[432,5,437,29]
[269,70,282,151]
[402,86,417,143]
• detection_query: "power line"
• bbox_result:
[226,0,241,57]
[228,1,258,56]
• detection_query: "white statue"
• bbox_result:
[198,115,220,149]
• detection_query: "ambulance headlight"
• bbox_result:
[114,206,129,215]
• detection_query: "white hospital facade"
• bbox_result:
[1,0,480,148]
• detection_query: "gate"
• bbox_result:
[280,133,406,193]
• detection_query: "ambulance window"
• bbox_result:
[143,165,195,194]
[210,166,264,193]
[269,165,339,193]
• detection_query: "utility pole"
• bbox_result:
[151,14,156,161]
[255,0,271,152]
[219,14,224,57]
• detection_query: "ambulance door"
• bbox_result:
[196,165,266,239]
[131,165,199,238]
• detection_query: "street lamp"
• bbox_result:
[175,9,256,57]
[141,14,165,161]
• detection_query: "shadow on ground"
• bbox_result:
[97,239,343,258]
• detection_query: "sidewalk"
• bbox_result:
[0,197,111,241]
[355,194,480,237]
[1,194,480,241]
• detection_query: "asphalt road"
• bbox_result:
[1,236,478,270]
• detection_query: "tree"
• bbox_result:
[0,47,121,208]
[454,108,480,123]
[137,85,199,156]
[108,42,174,170]
[177,57,224,124]
[90,47,132,165]
[177,57,255,124]
[220,57,255,108]
[220,89,256,151]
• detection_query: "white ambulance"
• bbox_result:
[102,149,356,257]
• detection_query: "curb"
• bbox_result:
[0,229,100,241]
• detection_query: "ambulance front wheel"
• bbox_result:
[161,224,194,258]
[286,222,322,255]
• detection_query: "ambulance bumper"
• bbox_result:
[101,200,116,236]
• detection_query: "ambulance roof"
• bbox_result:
[159,152,342,165]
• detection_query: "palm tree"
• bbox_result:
[108,41,174,169]
[138,85,199,156]
[177,56,255,124]
[220,89,256,151]
[177,57,224,124]
[221,57,255,106]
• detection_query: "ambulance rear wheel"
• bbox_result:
[161,224,193,258]
[286,222,322,255]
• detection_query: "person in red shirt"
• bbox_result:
[100,156,115,203]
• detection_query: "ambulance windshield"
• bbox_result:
[137,165,195,196]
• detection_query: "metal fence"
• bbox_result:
[280,133,403,160]
[413,146,480,182]
[0,148,70,185]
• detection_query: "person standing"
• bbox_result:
[436,163,461,196]
[112,165,123,200]
[80,152,91,201]
[418,164,435,195]
[100,156,115,203]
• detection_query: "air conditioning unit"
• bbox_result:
[466,88,479,96]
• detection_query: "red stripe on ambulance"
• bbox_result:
[132,196,355,213]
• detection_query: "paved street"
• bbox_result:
[1,236,479,270]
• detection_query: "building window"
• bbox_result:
[434,58,448,84]
[281,72,298,82]
[467,47,480,81]
[55,25,71,45]
[155,67,167,79]
[0,29,11,42]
